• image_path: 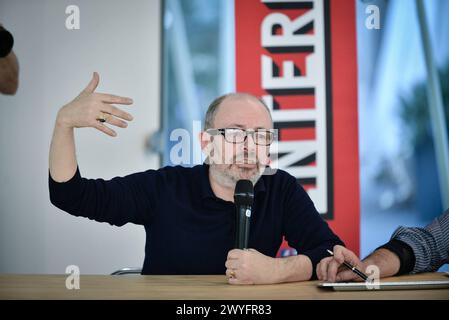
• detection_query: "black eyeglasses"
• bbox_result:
[206,128,276,146]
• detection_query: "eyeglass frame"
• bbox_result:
[205,128,277,146]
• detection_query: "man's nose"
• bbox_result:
[243,133,257,151]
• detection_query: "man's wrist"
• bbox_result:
[274,254,312,283]
[55,108,73,130]
[363,248,401,278]
[376,239,415,275]
[271,257,283,284]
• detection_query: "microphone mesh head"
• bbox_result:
[234,180,254,206]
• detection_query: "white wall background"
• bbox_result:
[0,0,161,274]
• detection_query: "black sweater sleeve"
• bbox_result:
[282,175,344,280]
[376,239,415,275]
[48,167,158,226]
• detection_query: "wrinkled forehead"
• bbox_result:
[213,96,273,129]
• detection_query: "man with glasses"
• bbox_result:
[49,73,343,284]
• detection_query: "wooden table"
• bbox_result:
[1,272,448,300]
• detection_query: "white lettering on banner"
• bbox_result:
[260,0,329,214]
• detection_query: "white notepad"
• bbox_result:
[318,280,449,291]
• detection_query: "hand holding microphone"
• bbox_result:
[225,179,281,285]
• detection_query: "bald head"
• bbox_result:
[204,93,273,130]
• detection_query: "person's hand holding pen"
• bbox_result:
[316,245,367,282]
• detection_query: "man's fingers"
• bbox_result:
[333,245,346,264]
[103,104,133,121]
[333,245,361,266]
[338,248,362,268]
[104,114,128,128]
[227,249,242,260]
[318,259,331,280]
[226,268,238,280]
[228,277,242,285]
[316,263,323,280]
[316,262,324,280]
[225,259,239,270]
[317,257,331,280]
[82,72,100,94]
[326,259,342,282]
[342,250,362,267]
[336,269,361,282]
[227,276,252,285]
[94,122,117,137]
[96,93,133,105]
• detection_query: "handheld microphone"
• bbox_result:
[234,180,254,249]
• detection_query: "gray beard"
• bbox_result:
[209,164,262,189]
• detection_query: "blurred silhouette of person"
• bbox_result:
[0,23,18,95]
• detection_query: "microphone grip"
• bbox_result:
[244,212,250,249]
[235,205,251,249]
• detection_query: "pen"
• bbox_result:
[326,249,369,281]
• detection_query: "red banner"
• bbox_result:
[235,0,360,255]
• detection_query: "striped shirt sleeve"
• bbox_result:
[390,209,449,273]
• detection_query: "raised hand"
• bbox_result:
[56,72,134,137]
